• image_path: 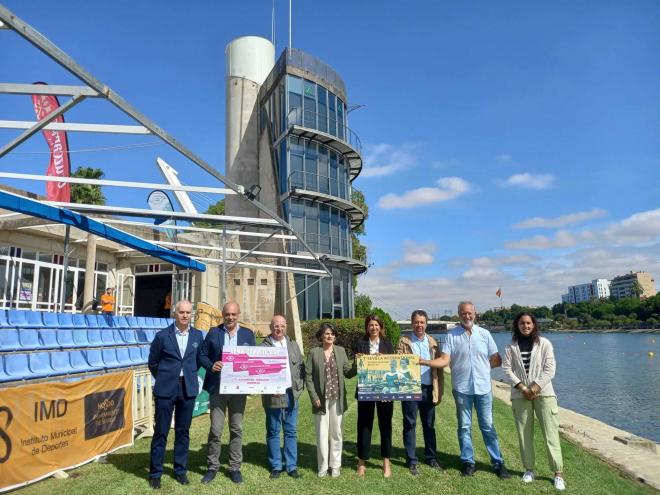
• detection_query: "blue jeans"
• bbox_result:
[401,384,437,466]
[265,390,298,472]
[452,390,504,466]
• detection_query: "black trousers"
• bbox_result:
[402,384,437,466]
[356,400,394,460]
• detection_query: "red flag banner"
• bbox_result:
[496,288,502,298]
[31,83,71,202]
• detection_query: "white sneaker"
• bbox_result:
[318,470,327,478]
[554,476,566,491]
[522,470,534,483]
[331,468,341,478]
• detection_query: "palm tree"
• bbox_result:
[70,166,106,205]
[630,280,644,299]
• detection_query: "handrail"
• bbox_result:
[287,108,362,156]
[288,170,350,201]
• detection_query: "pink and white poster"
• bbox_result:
[220,346,291,395]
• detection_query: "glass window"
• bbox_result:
[287,74,303,94]
[288,92,302,125]
[290,153,304,188]
[37,266,52,304]
[338,157,347,199]
[337,98,345,140]
[295,273,306,318]
[321,276,332,318]
[305,202,318,251]
[342,269,351,316]
[304,142,317,190]
[308,276,320,320]
[18,262,34,306]
[319,205,330,253]
[340,213,349,257]
[303,80,316,128]
[330,152,339,197]
[331,209,340,255]
[328,92,337,136]
[317,86,328,133]
[318,147,329,194]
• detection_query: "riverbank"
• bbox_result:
[485,326,660,334]
[13,375,655,494]
[491,378,660,490]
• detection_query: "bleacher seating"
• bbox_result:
[0,310,175,383]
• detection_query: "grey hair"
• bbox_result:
[457,300,476,313]
[174,299,192,312]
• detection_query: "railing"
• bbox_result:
[288,170,350,200]
[133,367,154,438]
[285,48,347,99]
[287,108,362,156]
[289,234,369,267]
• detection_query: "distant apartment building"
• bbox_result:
[562,279,610,304]
[610,271,656,300]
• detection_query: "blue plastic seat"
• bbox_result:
[38,329,60,350]
[136,316,150,328]
[72,329,90,347]
[69,350,92,373]
[102,348,120,368]
[100,329,115,346]
[114,316,129,328]
[121,329,138,344]
[128,346,144,365]
[116,347,132,367]
[136,329,149,344]
[0,329,20,351]
[140,346,150,361]
[4,353,29,381]
[146,329,157,342]
[41,312,60,328]
[86,329,103,346]
[0,310,9,328]
[18,329,41,350]
[25,311,45,328]
[126,316,140,328]
[85,349,104,370]
[84,314,100,328]
[112,329,125,344]
[57,313,75,328]
[29,352,52,378]
[100,314,116,328]
[0,356,10,382]
[56,329,76,348]
[72,314,87,328]
[8,310,28,327]
[50,351,73,375]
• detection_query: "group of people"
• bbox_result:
[147,299,565,491]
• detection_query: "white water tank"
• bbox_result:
[225,36,275,85]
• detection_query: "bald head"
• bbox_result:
[222,301,240,331]
[270,315,287,341]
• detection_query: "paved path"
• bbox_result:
[490,379,660,491]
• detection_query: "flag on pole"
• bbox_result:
[496,288,502,298]
[31,82,71,202]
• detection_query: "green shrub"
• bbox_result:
[371,307,401,348]
[300,318,364,357]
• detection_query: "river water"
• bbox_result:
[426,332,660,443]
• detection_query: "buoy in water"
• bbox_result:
[649,351,655,358]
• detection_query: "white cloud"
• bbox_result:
[377,176,471,209]
[361,143,417,178]
[513,208,607,229]
[402,240,437,265]
[497,153,512,162]
[502,173,555,190]
[507,208,660,250]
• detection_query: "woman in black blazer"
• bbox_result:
[354,314,394,477]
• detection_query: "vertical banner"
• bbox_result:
[193,367,210,417]
[0,371,133,493]
[31,82,72,203]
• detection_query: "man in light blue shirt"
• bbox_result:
[421,301,510,479]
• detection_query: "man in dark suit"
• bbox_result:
[198,301,256,485]
[148,300,204,489]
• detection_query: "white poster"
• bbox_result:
[219,346,291,395]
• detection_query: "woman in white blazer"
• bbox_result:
[502,312,565,491]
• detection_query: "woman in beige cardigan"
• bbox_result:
[502,312,565,491]
[305,322,356,478]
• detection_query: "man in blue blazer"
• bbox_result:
[147,300,204,489]
[198,301,256,485]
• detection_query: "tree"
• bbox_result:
[354,293,372,318]
[194,199,225,227]
[351,188,369,289]
[371,306,400,347]
[630,280,644,299]
[70,167,106,205]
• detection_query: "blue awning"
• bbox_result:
[0,190,206,272]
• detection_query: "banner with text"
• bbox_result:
[0,371,133,492]
[220,346,291,395]
[357,354,422,401]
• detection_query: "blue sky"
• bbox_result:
[2,1,659,318]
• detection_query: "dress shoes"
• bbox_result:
[494,463,511,479]
[175,473,190,485]
[462,463,476,477]
[270,469,282,479]
[149,477,161,489]
[201,470,217,484]
[229,470,243,484]
[287,469,301,479]
[428,459,445,471]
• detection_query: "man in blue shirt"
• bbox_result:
[396,309,444,476]
[421,301,510,479]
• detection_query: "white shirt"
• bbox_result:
[174,325,190,376]
[369,338,380,355]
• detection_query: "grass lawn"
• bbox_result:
[16,373,655,494]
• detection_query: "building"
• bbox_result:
[223,38,367,322]
[610,271,656,300]
[562,279,610,304]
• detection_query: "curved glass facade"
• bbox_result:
[260,50,361,321]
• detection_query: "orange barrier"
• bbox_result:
[0,371,133,492]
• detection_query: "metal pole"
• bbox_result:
[221,225,227,303]
[289,0,292,49]
[60,225,71,312]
